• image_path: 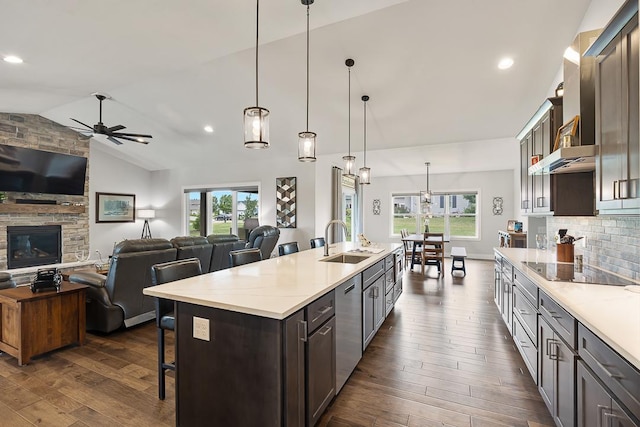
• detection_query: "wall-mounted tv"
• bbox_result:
[0,145,88,196]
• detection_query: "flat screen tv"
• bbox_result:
[0,145,88,195]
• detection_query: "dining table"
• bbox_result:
[401,233,450,270]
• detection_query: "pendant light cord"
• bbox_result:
[348,66,351,156]
[363,99,367,166]
[305,5,310,131]
[255,0,260,107]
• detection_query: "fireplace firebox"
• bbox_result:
[7,225,62,269]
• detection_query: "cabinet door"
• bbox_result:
[307,317,336,427]
[596,32,624,209]
[539,317,555,414]
[610,399,640,427]
[532,113,551,213]
[624,21,640,209]
[373,279,386,331]
[577,361,613,427]
[284,310,306,427]
[554,333,575,427]
[520,134,532,213]
[362,285,376,350]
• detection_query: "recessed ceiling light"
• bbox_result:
[498,57,514,70]
[3,55,23,64]
[204,125,214,133]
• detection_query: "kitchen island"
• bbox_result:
[144,242,402,426]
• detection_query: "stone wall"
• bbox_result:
[0,113,90,272]
[546,216,640,281]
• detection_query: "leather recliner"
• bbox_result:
[245,225,280,260]
[207,234,246,272]
[171,236,213,272]
[69,238,177,333]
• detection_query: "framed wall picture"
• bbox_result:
[553,115,579,151]
[276,177,296,228]
[96,192,136,223]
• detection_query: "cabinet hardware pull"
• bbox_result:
[319,325,332,336]
[299,320,308,342]
[592,356,625,380]
[550,340,559,361]
[519,340,529,349]
[546,338,553,356]
[518,309,529,315]
[311,306,333,323]
[619,179,628,199]
[613,180,619,200]
[597,404,609,427]
[344,283,356,294]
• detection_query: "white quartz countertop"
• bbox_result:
[143,242,401,320]
[496,248,640,371]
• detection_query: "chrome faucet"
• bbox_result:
[324,219,348,256]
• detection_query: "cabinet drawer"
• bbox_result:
[306,290,335,334]
[513,268,538,306]
[513,316,537,381]
[539,291,576,350]
[578,323,640,419]
[393,278,402,303]
[384,270,395,294]
[363,260,385,289]
[384,254,394,272]
[512,286,537,343]
[385,286,394,316]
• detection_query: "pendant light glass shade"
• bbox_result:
[421,162,432,204]
[244,107,270,148]
[343,59,356,178]
[244,0,269,149]
[298,0,316,161]
[359,95,371,185]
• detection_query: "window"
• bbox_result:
[392,191,478,238]
[185,185,260,238]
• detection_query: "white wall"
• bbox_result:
[88,146,153,258]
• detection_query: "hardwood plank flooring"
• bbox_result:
[0,259,553,426]
[318,259,554,427]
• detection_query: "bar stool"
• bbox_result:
[310,237,325,248]
[278,242,299,256]
[229,248,263,267]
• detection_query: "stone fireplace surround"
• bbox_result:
[0,113,90,284]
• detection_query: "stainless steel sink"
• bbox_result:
[320,253,371,264]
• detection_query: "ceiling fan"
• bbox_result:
[70,93,152,145]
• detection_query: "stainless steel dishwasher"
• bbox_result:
[335,274,362,393]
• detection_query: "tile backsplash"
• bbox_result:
[546,216,640,281]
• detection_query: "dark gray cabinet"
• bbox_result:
[284,310,306,427]
[521,132,532,213]
[593,10,640,213]
[539,316,576,427]
[306,316,336,426]
[532,110,553,213]
[362,273,384,350]
[577,361,639,427]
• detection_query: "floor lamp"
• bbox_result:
[139,209,155,239]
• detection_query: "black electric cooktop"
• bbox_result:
[523,262,638,286]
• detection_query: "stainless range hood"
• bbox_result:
[528,145,598,175]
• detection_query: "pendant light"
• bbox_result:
[298,0,316,162]
[244,0,269,149]
[359,95,371,184]
[343,59,356,178]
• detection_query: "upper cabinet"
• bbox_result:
[587,0,640,214]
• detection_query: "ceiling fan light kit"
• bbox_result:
[70,93,152,145]
[298,0,316,162]
[244,0,269,149]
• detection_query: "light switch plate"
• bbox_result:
[193,316,210,341]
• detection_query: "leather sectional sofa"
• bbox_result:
[69,228,280,333]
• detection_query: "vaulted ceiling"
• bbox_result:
[1,0,594,171]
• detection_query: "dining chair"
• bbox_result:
[421,232,445,276]
[310,237,325,248]
[229,248,263,267]
[278,241,299,256]
[151,257,203,400]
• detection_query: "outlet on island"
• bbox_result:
[193,316,210,341]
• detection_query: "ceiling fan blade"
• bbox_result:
[70,118,94,130]
[111,132,153,139]
[107,124,126,132]
[112,134,150,144]
[106,136,123,145]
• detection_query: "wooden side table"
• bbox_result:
[0,282,87,365]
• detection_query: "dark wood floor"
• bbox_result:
[0,259,553,426]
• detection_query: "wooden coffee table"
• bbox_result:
[0,282,87,365]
